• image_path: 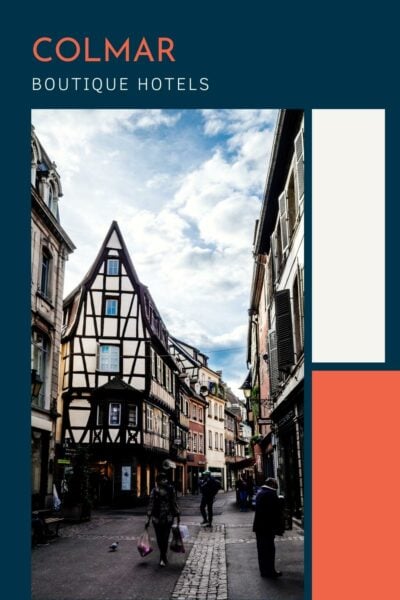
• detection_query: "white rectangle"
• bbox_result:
[312,109,385,362]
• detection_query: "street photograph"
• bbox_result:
[31,108,304,599]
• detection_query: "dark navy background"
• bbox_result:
[3,2,398,599]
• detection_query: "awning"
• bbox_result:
[230,457,255,470]
[162,459,177,469]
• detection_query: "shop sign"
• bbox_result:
[57,458,71,464]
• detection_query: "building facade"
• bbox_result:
[246,109,304,520]
[56,221,187,506]
[31,126,75,509]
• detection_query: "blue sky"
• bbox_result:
[32,109,278,396]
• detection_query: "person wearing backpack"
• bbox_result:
[199,470,220,527]
[145,472,180,567]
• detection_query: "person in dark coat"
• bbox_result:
[252,477,284,578]
[146,472,180,567]
[237,476,249,511]
[199,470,220,527]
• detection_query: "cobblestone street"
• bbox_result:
[32,492,304,600]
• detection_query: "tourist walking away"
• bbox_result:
[199,470,220,527]
[252,477,285,579]
[237,475,249,511]
[146,472,180,567]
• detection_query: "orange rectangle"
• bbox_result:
[313,371,400,599]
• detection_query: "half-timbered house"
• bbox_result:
[57,221,186,506]
[169,337,208,493]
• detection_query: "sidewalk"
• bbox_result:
[31,491,304,600]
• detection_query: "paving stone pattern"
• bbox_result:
[171,525,228,600]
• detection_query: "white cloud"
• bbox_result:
[32,108,278,396]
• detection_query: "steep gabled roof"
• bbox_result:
[62,221,174,357]
[64,221,140,306]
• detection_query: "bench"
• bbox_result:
[32,511,64,544]
[43,516,64,537]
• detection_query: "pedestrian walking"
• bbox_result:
[252,477,285,579]
[199,470,220,527]
[236,475,249,511]
[145,472,180,567]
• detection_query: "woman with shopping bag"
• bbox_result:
[145,472,180,567]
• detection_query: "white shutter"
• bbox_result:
[294,129,304,209]
[278,191,289,252]
[298,263,305,349]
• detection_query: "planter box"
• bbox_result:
[61,503,91,522]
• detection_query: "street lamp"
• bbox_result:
[31,369,43,399]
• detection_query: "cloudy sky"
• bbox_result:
[32,109,278,397]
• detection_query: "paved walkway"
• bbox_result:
[31,491,304,600]
[171,525,227,600]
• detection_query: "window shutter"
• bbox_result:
[297,264,305,349]
[270,232,280,281]
[268,331,280,398]
[275,289,295,371]
[294,129,304,208]
[278,191,289,252]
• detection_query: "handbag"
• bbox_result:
[170,524,185,553]
[178,524,190,541]
[137,528,153,557]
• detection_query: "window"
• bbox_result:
[47,183,57,216]
[198,407,203,422]
[193,433,198,452]
[154,412,162,434]
[98,345,120,372]
[214,432,218,449]
[107,259,119,276]
[146,406,154,431]
[157,355,163,383]
[31,330,49,408]
[165,367,171,392]
[208,402,212,417]
[128,405,138,427]
[220,433,224,451]
[151,348,156,378]
[105,298,118,316]
[208,430,212,449]
[214,402,218,419]
[219,405,223,420]
[192,404,197,420]
[40,248,52,298]
[162,414,169,437]
[96,404,104,426]
[199,434,204,454]
[109,403,121,426]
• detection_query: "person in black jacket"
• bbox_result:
[252,477,284,578]
[199,471,220,527]
[145,472,180,567]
